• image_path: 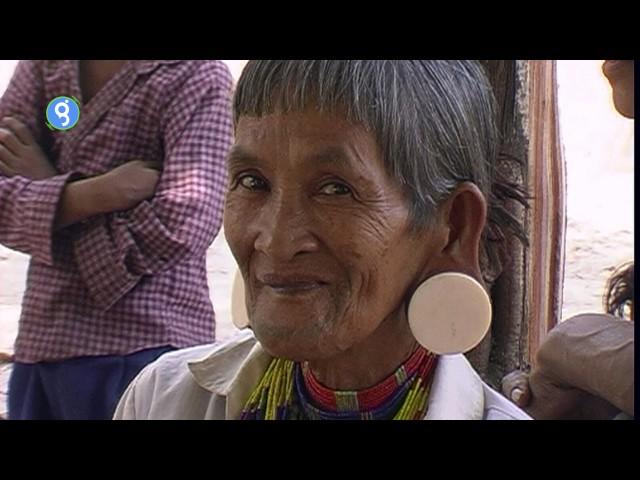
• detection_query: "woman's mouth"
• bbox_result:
[258,273,328,295]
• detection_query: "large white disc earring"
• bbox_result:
[408,272,491,355]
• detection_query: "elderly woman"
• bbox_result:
[114,60,530,420]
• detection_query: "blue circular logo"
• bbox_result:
[46,96,80,131]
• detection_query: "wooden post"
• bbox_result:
[475,60,566,387]
[523,60,566,364]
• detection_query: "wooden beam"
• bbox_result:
[524,60,566,364]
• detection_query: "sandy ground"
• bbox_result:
[0,60,634,418]
[556,61,634,318]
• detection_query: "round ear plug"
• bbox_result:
[408,272,491,355]
[231,268,250,329]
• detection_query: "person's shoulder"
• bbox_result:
[139,330,255,384]
[114,343,217,419]
[182,60,232,77]
[140,342,221,380]
[156,60,233,92]
[123,343,220,406]
[7,60,47,81]
[115,331,256,419]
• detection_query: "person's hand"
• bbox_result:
[501,369,531,408]
[0,352,13,363]
[95,160,162,212]
[501,369,581,419]
[503,368,590,419]
[502,367,620,420]
[0,117,58,180]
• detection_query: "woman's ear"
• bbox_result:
[407,184,491,355]
[437,182,487,276]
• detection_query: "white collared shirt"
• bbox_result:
[114,330,531,420]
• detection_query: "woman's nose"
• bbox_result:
[253,195,319,261]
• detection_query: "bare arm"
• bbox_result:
[535,313,634,416]
[502,313,634,419]
[54,161,161,230]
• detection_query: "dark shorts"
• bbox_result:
[8,346,174,420]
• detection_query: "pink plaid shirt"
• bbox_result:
[0,60,233,363]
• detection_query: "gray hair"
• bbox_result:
[233,60,528,263]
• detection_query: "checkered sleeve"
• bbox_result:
[73,62,234,310]
[0,60,48,144]
[0,174,75,265]
[0,60,71,265]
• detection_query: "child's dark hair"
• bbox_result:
[604,262,634,320]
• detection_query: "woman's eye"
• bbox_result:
[239,175,268,191]
[320,182,352,196]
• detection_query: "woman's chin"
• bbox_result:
[251,318,324,360]
[254,321,348,363]
[256,335,322,362]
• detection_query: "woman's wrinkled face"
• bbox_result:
[224,109,440,361]
[602,60,634,118]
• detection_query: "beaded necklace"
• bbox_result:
[240,346,438,420]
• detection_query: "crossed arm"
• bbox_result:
[0,60,234,310]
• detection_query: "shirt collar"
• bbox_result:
[424,354,485,420]
[188,330,271,419]
[187,331,485,420]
